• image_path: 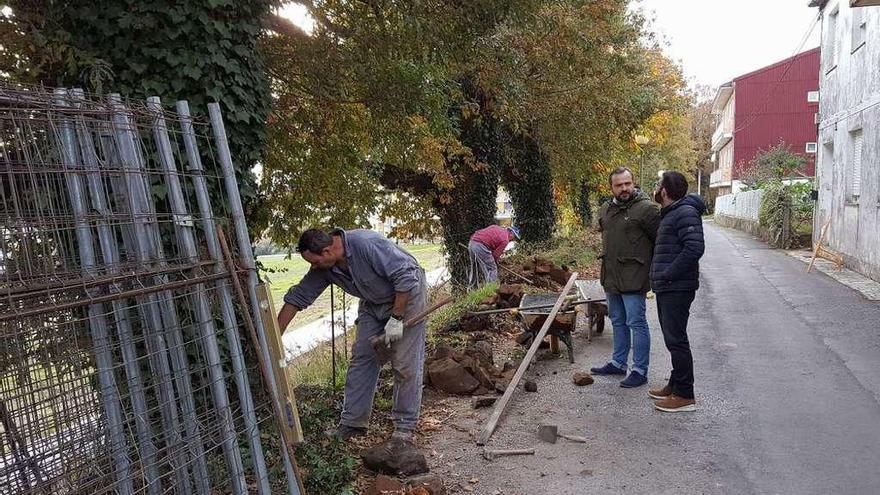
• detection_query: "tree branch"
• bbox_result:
[375,162,436,196]
[263,13,309,41]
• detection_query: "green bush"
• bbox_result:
[293,385,358,495]
[758,180,813,248]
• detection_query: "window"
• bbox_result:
[806,142,818,153]
[807,91,820,103]
[826,7,840,73]
[849,130,863,202]
[852,6,867,52]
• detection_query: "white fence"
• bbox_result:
[714,189,763,221]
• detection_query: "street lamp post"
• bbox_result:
[634,135,650,187]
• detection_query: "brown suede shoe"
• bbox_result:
[653,394,696,412]
[648,384,672,400]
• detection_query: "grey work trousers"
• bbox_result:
[340,270,427,435]
[468,240,498,288]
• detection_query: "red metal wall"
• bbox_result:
[733,47,820,179]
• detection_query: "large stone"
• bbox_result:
[362,438,429,476]
[432,344,464,362]
[497,284,524,306]
[469,341,494,367]
[406,474,447,495]
[364,475,407,495]
[471,364,496,390]
[549,266,572,285]
[459,314,491,333]
[427,358,479,395]
[480,293,499,306]
[572,372,594,386]
[534,260,552,275]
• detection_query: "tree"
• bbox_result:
[0,0,278,235]
[259,0,672,285]
[742,141,807,189]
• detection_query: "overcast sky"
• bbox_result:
[278,1,822,91]
[635,0,821,89]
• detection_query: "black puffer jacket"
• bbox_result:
[650,194,707,293]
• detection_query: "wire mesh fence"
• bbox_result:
[0,84,301,494]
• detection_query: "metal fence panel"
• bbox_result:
[0,84,298,495]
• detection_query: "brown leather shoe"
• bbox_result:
[648,384,672,400]
[653,394,696,412]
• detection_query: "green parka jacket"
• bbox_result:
[598,192,661,294]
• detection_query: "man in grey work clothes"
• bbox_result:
[277,228,427,444]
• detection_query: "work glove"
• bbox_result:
[384,315,404,345]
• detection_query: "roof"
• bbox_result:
[732,47,820,83]
[711,82,734,115]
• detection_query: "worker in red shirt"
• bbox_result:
[468,225,520,286]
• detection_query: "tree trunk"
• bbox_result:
[500,131,555,243]
[575,179,593,228]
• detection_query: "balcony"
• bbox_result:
[709,167,733,188]
[711,126,733,153]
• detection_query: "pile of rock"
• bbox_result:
[479,283,523,308]
[424,342,518,397]
[499,256,573,288]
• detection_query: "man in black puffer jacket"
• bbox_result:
[648,171,706,413]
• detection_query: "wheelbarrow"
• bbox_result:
[519,292,579,363]
[574,279,608,342]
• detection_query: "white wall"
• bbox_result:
[815,2,880,281]
[715,190,764,222]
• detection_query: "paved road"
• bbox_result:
[426,222,880,495]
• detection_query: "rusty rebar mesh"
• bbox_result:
[0,84,283,495]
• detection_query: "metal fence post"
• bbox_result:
[109,93,194,495]
[208,102,303,495]
[175,100,273,495]
[147,96,246,495]
[53,88,134,495]
[71,88,162,495]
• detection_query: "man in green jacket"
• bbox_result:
[589,167,661,388]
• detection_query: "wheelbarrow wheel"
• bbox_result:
[593,315,605,334]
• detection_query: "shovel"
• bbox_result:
[369,296,454,364]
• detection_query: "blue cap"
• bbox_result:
[507,226,521,240]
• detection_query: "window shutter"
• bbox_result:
[853,132,863,198]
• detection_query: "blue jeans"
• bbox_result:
[605,292,650,376]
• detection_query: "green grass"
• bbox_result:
[427,282,498,335]
[259,243,444,326]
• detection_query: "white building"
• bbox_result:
[810,0,880,281]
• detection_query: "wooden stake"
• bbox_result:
[217,226,307,495]
[807,219,831,273]
[476,273,579,445]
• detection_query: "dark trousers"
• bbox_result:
[656,290,696,399]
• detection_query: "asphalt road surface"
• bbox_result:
[425,221,880,495]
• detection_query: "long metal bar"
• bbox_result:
[2,260,220,301]
[126,99,209,495]
[0,270,232,323]
[176,100,272,495]
[148,96,246,495]
[70,88,162,495]
[109,93,194,494]
[53,88,134,495]
[208,102,304,495]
